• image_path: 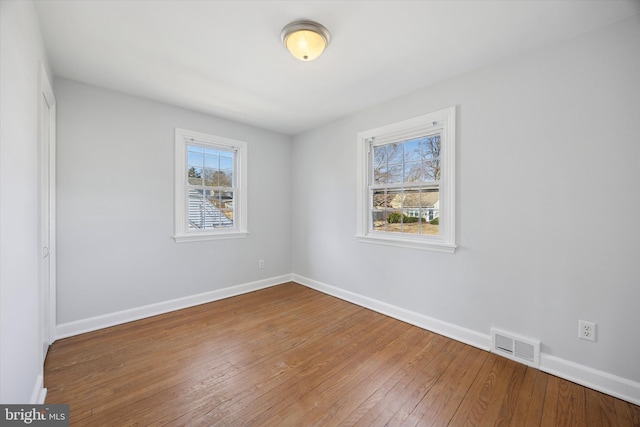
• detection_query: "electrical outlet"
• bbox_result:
[579,320,597,342]
[258,259,264,269]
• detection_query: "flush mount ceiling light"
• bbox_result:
[281,20,331,61]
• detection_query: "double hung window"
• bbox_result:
[174,128,247,242]
[357,107,456,253]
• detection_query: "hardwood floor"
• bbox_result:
[45,282,640,426]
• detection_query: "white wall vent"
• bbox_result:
[490,328,540,368]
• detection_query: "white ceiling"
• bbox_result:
[35,1,640,135]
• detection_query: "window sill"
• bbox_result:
[356,233,456,254]
[173,231,248,243]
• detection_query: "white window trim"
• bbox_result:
[173,128,248,243]
[356,106,456,254]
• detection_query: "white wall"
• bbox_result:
[291,14,640,388]
[55,78,292,324]
[0,0,52,403]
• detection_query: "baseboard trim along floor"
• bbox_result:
[55,274,292,340]
[55,273,640,406]
[292,274,640,406]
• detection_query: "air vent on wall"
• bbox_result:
[490,328,540,368]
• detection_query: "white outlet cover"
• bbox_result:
[579,320,597,342]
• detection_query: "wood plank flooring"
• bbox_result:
[45,282,640,426]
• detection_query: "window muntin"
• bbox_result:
[356,107,456,253]
[174,128,247,242]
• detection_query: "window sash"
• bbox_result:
[368,134,441,185]
[186,188,236,230]
[367,184,440,235]
[366,125,443,148]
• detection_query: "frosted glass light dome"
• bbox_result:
[281,20,330,61]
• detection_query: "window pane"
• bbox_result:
[423,158,441,181]
[384,210,404,233]
[387,143,402,164]
[386,189,402,209]
[204,154,218,168]
[203,168,217,187]
[422,135,440,157]
[387,165,403,183]
[204,147,220,156]
[187,167,202,185]
[402,189,421,211]
[375,191,403,233]
[207,190,234,228]
[372,189,391,232]
[221,208,234,224]
[399,209,422,234]
[188,190,205,229]
[372,189,391,209]
[404,138,421,161]
[219,155,233,170]
[422,135,441,160]
[188,151,203,167]
[219,170,233,187]
[404,161,422,182]
[420,189,440,235]
[373,145,386,168]
[205,189,219,207]
[418,136,440,181]
[394,190,421,234]
[188,145,204,155]
[374,166,387,184]
[372,210,388,232]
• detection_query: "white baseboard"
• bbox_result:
[30,375,47,404]
[292,274,491,351]
[540,354,640,406]
[292,274,640,406]
[53,272,640,406]
[56,274,292,340]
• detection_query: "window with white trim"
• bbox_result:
[356,107,456,253]
[174,128,248,242]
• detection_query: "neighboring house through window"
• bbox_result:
[356,107,456,253]
[174,128,248,242]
